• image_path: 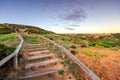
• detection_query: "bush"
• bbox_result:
[81,40,89,47]
[0,28,14,34]
[99,42,111,48]
[70,49,78,55]
[70,45,77,49]
[58,70,64,75]
[89,42,96,47]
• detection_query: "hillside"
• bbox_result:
[0,23,120,80]
[0,23,54,34]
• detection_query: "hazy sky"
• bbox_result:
[0,0,120,33]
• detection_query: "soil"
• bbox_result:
[75,47,120,80]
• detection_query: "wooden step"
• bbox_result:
[28,50,50,55]
[27,44,41,46]
[19,68,63,79]
[26,46,43,49]
[27,48,48,51]
[26,46,42,49]
[25,59,61,69]
[27,54,53,61]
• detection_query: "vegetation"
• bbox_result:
[0,44,15,60]
[0,24,15,34]
[0,23,54,34]
[0,33,19,60]
[42,34,72,47]
[42,33,120,49]
[0,33,18,42]
[47,73,52,77]
[0,33,19,47]
[58,70,64,75]
[23,35,40,44]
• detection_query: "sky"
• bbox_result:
[0,0,120,33]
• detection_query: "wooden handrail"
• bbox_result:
[39,35,100,80]
[0,33,24,67]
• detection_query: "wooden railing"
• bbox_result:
[0,33,24,68]
[39,35,100,80]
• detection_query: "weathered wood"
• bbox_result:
[27,44,41,47]
[19,68,63,79]
[29,50,50,55]
[14,54,18,68]
[26,44,42,49]
[0,33,24,68]
[28,48,48,51]
[39,36,100,80]
[25,59,61,69]
[27,54,53,60]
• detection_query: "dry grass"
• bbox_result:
[75,47,120,80]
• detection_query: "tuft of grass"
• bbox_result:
[113,60,119,63]
[47,73,52,77]
[81,51,99,57]
[101,54,107,58]
[58,70,64,75]
[83,51,92,57]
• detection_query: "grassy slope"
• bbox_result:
[0,33,19,60]
[42,34,120,49]
[42,34,72,47]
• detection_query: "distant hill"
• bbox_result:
[0,23,54,34]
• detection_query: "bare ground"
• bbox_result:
[75,48,120,80]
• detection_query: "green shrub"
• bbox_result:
[0,28,15,34]
[99,42,111,48]
[89,42,97,47]
[47,73,52,77]
[80,40,89,47]
[58,70,64,75]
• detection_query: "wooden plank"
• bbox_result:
[27,44,41,47]
[39,36,100,80]
[25,59,61,69]
[29,50,50,55]
[28,48,48,51]
[27,54,53,60]
[19,68,63,79]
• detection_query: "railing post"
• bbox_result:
[14,54,18,69]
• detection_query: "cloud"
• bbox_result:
[65,27,75,30]
[62,8,86,23]
[69,24,80,27]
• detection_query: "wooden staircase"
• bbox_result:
[19,43,75,80]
